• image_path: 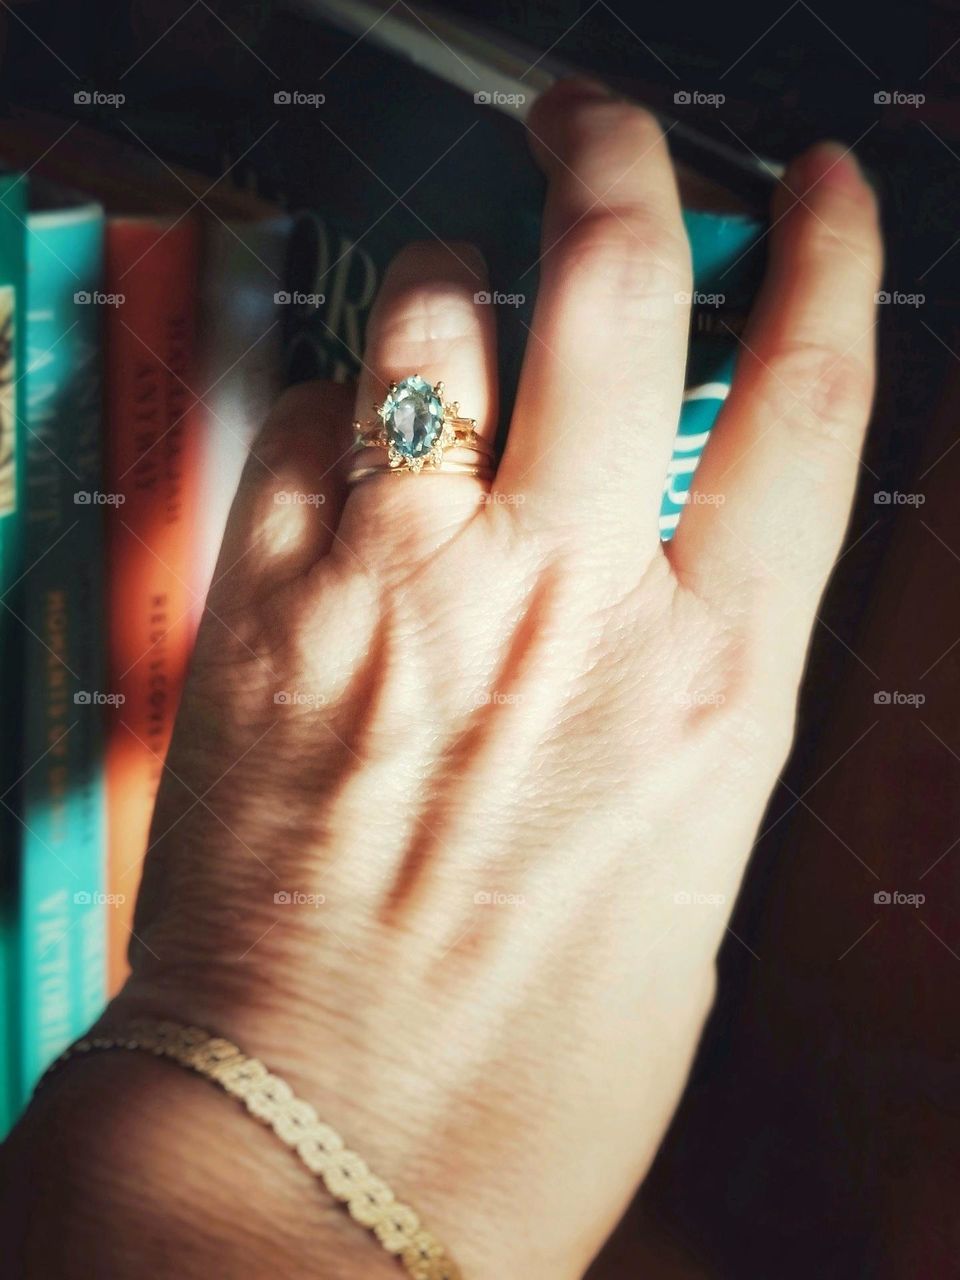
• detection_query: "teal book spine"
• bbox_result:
[16,193,107,1113]
[659,209,767,539]
[0,173,28,1137]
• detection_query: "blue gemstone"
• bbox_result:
[383,376,443,458]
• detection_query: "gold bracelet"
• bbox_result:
[42,1019,461,1280]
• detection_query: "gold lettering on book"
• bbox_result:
[0,285,17,515]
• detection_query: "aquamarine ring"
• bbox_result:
[350,374,493,478]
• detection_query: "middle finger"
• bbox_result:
[498,81,692,553]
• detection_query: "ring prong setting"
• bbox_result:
[349,374,492,479]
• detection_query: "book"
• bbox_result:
[16,183,107,1108]
[195,213,291,610]
[0,116,288,990]
[0,172,28,1137]
[101,214,204,989]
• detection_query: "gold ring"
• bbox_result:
[346,459,491,485]
[350,374,493,479]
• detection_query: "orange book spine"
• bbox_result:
[102,217,203,990]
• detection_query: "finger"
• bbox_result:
[668,143,882,646]
[340,240,497,555]
[496,79,691,547]
[208,380,355,609]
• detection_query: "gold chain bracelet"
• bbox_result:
[42,1019,461,1280]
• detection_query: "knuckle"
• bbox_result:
[794,210,883,280]
[769,340,875,454]
[553,210,691,306]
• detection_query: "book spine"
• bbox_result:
[102,216,203,991]
[17,202,108,1106]
[195,214,290,608]
[0,174,28,1137]
[659,210,766,539]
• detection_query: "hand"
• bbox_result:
[49,80,883,1279]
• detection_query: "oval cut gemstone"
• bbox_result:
[382,375,443,458]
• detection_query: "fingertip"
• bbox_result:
[381,239,488,289]
[527,76,618,171]
[781,141,878,214]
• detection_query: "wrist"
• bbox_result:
[107,973,593,1280]
[1,1036,399,1280]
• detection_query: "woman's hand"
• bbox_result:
[24,81,881,1279]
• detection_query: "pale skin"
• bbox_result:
[0,80,882,1277]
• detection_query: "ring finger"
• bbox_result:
[339,239,499,559]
